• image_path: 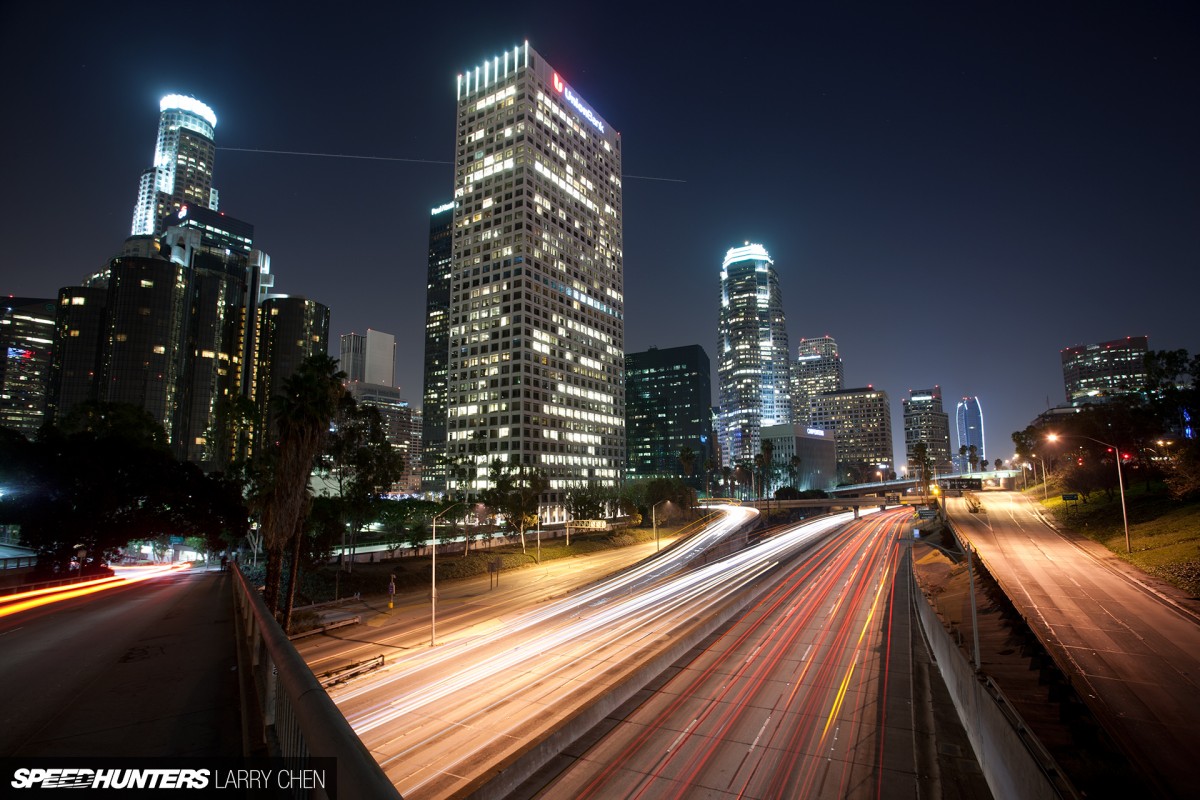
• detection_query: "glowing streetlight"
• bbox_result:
[1029,453,1048,501]
[1047,433,1130,553]
[431,502,464,647]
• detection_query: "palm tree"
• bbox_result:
[679,446,697,483]
[788,455,803,490]
[259,354,345,630]
[760,440,775,498]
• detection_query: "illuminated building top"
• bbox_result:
[160,94,217,128]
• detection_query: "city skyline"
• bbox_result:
[3,3,1197,465]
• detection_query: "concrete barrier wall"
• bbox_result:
[910,564,1063,800]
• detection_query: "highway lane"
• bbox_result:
[325,506,878,798]
[947,491,1200,798]
[531,509,916,800]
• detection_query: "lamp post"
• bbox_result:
[920,534,982,671]
[1030,453,1048,501]
[652,500,670,552]
[431,502,464,647]
[1047,433,1131,553]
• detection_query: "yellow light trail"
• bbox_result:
[0,564,191,618]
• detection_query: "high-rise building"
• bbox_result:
[625,345,714,491]
[132,95,219,236]
[341,330,396,386]
[49,286,107,421]
[446,43,624,513]
[421,201,454,493]
[955,395,985,472]
[346,382,421,494]
[903,386,953,477]
[718,243,792,468]
[0,297,56,437]
[791,336,843,425]
[253,295,330,437]
[1061,336,1149,403]
[808,387,894,483]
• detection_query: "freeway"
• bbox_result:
[323,506,881,798]
[529,509,919,800]
[946,491,1200,798]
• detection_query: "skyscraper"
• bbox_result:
[1061,336,1149,403]
[0,297,56,437]
[625,345,714,491]
[955,395,985,472]
[132,95,219,236]
[791,336,843,425]
[341,330,396,386]
[718,243,792,468]
[809,387,894,483]
[903,386,953,477]
[254,295,330,437]
[421,201,454,493]
[446,43,624,512]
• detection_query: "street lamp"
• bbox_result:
[431,502,464,647]
[652,500,671,552]
[1029,453,1048,501]
[918,534,982,671]
[1047,433,1131,553]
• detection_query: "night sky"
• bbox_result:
[3,2,1197,465]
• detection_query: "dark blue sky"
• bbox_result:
[3,2,1197,464]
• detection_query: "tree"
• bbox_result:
[480,461,547,553]
[320,398,404,571]
[787,455,803,490]
[967,445,979,473]
[759,439,775,498]
[678,446,697,480]
[257,355,345,630]
[566,485,608,521]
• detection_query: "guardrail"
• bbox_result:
[230,564,401,799]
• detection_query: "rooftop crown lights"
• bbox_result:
[160,94,217,128]
[723,243,772,269]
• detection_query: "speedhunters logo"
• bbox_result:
[12,768,209,789]
[2,759,337,798]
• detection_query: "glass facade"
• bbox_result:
[717,243,792,468]
[791,335,843,426]
[446,43,624,511]
[955,395,985,472]
[131,95,219,236]
[625,345,714,490]
[421,202,454,493]
[0,297,56,437]
[808,387,894,483]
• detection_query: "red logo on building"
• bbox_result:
[552,72,564,93]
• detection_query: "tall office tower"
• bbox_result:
[341,330,396,386]
[159,206,257,467]
[0,297,56,437]
[253,295,330,437]
[717,243,792,468]
[421,201,455,493]
[132,95,219,236]
[903,386,953,477]
[1061,336,1149,403]
[955,395,985,472]
[791,336,843,425]
[48,286,107,420]
[625,345,714,491]
[808,386,894,483]
[446,43,624,510]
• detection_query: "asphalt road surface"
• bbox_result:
[947,491,1200,798]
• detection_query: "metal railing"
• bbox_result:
[230,564,401,799]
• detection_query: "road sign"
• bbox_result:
[917,509,937,519]
[886,494,901,504]
[1062,493,1078,501]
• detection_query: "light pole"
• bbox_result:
[652,500,670,552]
[1030,453,1048,501]
[431,502,464,647]
[920,534,982,671]
[1047,433,1131,553]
